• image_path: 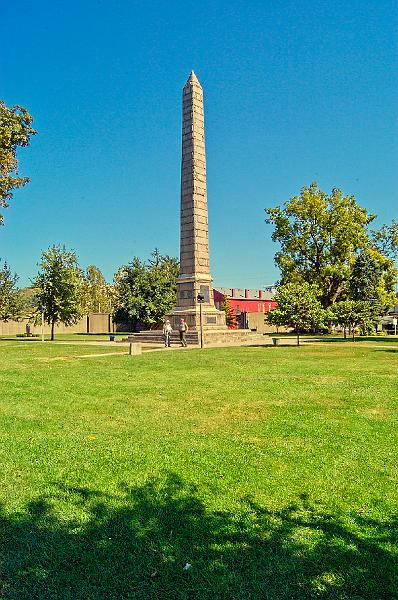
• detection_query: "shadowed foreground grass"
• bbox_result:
[0,341,397,599]
[1,476,396,600]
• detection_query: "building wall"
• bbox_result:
[228,298,277,314]
[213,288,277,331]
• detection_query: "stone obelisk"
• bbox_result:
[168,71,226,330]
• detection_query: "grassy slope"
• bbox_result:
[0,342,397,599]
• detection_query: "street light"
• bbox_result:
[40,305,45,342]
[197,293,205,348]
[235,305,241,328]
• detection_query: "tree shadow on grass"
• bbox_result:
[374,348,398,354]
[317,336,398,344]
[0,474,397,599]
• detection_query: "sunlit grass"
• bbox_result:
[0,341,397,599]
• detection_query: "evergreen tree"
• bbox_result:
[350,250,382,302]
[220,296,236,328]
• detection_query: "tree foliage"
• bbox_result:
[113,250,179,329]
[331,300,379,340]
[266,282,325,345]
[371,220,398,259]
[81,265,114,314]
[349,250,382,302]
[0,100,36,224]
[220,296,237,328]
[33,245,84,340]
[348,248,396,314]
[265,183,375,307]
[0,261,25,321]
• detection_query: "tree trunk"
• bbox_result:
[51,320,55,341]
[352,328,355,342]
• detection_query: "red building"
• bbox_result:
[213,287,277,330]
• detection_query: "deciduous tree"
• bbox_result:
[82,265,113,313]
[33,245,84,340]
[265,183,374,307]
[0,261,25,321]
[331,300,379,341]
[371,220,398,259]
[0,101,36,224]
[113,250,179,329]
[266,281,325,345]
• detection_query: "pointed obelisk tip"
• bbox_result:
[186,70,201,86]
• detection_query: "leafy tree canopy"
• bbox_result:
[265,183,373,307]
[331,300,380,340]
[348,248,396,312]
[0,260,26,321]
[113,249,179,329]
[266,281,325,345]
[0,100,36,225]
[265,182,397,309]
[33,245,84,340]
[82,265,114,314]
[220,296,237,328]
[371,220,398,259]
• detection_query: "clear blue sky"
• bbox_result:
[1,0,397,288]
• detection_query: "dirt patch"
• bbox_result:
[358,407,391,419]
[36,356,73,362]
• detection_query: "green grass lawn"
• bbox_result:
[0,341,397,599]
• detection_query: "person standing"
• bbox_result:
[178,318,188,347]
[163,319,173,347]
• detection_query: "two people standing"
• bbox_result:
[162,318,189,347]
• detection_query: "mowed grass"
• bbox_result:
[0,341,397,599]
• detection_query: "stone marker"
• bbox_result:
[129,342,142,355]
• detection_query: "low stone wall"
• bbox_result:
[0,313,113,336]
[202,328,263,345]
[245,312,290,335]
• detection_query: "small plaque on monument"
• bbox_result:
[199,285,210,303]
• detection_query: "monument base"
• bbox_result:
[123,327,263,347]
[202,327,262,346]
[166,305,226,331]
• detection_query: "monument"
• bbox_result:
[168,71,226,331]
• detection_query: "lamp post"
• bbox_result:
[235,306,241,329]
[40,305,45,342]
[197,293,205,348]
